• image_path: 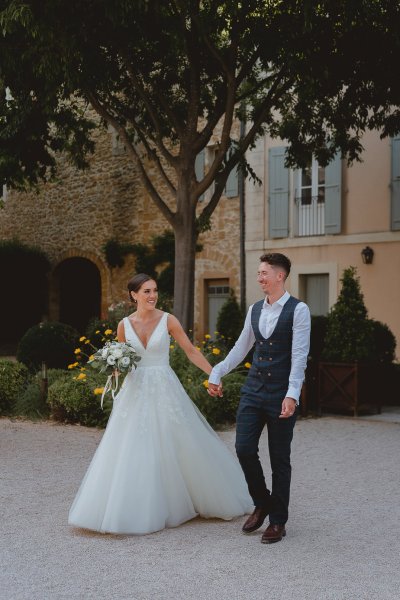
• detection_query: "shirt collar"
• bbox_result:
[263,290,290,308]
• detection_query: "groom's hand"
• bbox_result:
[207,382,223,397]
[279,397,297,418]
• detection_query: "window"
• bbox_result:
[294,154,342,236]
[300,274,329,316]
[206,280,230,337]
[295,158,326,235]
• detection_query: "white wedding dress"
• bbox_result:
[68,312,253,534]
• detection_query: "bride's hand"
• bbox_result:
[208,382,223,397]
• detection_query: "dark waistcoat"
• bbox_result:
[242,296,300,398]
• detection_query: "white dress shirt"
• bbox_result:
[209,292,311,403]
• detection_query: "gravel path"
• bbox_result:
[1,416,399,600]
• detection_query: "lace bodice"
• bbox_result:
[123,312,170,368]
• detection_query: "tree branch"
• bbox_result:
[121,57,178,168]
[86,91,175,225]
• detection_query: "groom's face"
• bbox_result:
[257,262,284,296]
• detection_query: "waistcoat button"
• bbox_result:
[269,342,273,346]
[268,373,271,377]
[269,357,272,361]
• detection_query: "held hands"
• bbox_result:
[280,397,297,419]
[207,382,223,398]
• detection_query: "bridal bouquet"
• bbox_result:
[88,341,141,407]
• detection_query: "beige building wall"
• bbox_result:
[245,130,400,356]
[0,120,241,341]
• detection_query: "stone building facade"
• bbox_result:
[0,122,241,341]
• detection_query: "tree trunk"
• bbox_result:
[173,206,197,333]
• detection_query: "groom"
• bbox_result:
[208,253,310,543]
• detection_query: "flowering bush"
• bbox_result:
[47,373,112,427]
[169,334,250,427]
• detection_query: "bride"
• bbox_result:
[68,273,253,534]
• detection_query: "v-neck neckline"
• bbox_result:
[126,313,165,350]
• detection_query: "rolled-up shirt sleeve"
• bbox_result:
[286,302,311,403]
[209,306,256,385]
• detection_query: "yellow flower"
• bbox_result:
[79,336,86,342]
[170,344,175,349]
[67,363,76,369]
[196,346,201,350]
[80,367,86,372]
[84,339,90,344]
[212,348,221,355]
[76,373,86,380]
[93,387,104,395]
[203,379,209,388]
[104,329,113,335]
[74,348,81,354]
[214,331,219,335]
[88,355,95,361]
[205,334,211,339]
[244,362,252,369]
[95,330,100,334]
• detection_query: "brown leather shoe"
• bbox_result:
[261,524,286,544]
[242,507,269,533]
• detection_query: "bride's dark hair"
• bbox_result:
[127,273,156,302]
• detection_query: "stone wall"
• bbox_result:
[0,119,241,340]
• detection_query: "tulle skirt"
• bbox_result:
[68,365,253,534]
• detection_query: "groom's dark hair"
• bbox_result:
[259,253,291,279]
[127,273,156,302]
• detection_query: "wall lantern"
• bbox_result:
[361,246,374,265]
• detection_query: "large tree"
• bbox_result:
[1,0,400,330]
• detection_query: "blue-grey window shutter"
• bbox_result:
[225,165,238,197]
[195,150,205,201]
[324,153,342,234]
[269,146,289,238]
[391,137,400,230]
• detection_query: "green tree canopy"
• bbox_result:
[1,1,400,328]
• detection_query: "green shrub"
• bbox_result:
[169,338,247,426]
[216,290,245,348]
[14,368,68,419]
[17,322,80,372]
[48,372,112,428]
[85,318,117,349]
[0,360,31,415]
[188,372,245,427]
[322,267,374,362]
[370,319,396,364]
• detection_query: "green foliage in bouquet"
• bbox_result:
[322,267,375,362]
[0,359,31,415]
[17,322,80,371]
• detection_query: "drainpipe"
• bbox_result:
[239,115,246,313]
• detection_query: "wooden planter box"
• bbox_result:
[317,362,382,417]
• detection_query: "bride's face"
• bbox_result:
[133,280,158,310]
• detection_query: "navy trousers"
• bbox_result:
[235,389,296,525]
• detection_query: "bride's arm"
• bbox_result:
[117,320,126,343]
[167,314,212,376]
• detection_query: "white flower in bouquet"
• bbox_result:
[88,341,141,407]
[120,356,131,367]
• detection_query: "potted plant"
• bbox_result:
[317,266,393,416]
